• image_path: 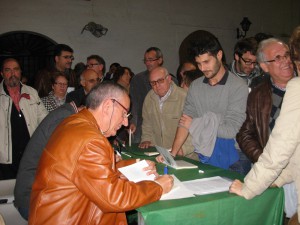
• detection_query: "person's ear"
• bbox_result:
[80,79,86,87]
[217,50,223,61]
[99,64,104,72]
[54,56,59,63]
[234,54,240,61]
[158,57,163,65]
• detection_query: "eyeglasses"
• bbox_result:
[86,77,100,83]
[240,57,257,66]
[111,99,131,118]
[264,52,291,64]
[3,67,21,73]
[61,55,75,60]
[143,58,159,63]
[54,82,68,87]
[149,75,168,87]
[86,63,100,68]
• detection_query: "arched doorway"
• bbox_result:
[0,31,57,86]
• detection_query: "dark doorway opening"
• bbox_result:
[0,31,57,87]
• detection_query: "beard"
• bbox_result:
[6,75,20,87]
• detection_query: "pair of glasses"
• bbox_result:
[264,52,291,64]
[4,67,21,73]
[62,55,75,60]
[86,63,100,68]
[86,77,100,83]
[149,75,168,87]
[143,58,159,63]
[240,57,257,66]
[54,82,68,87]
[111,99,131,118]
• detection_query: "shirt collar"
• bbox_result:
[203,70,229,85]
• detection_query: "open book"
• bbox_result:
[155,145,198,170]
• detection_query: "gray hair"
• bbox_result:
[86,82,128,109]
[257,38,287,63]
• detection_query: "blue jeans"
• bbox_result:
[229,150,251,175]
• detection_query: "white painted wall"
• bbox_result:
[0,0,299,75]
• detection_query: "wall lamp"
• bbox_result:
[81,22,108,38]
[236,17,252,39]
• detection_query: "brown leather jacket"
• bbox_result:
[236,79,272,163]
[29,109,162,225]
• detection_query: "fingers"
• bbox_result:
[156,155,164,163]
[138,141,151,149]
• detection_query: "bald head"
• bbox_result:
[149,67,172,97]
[80,69,100,93]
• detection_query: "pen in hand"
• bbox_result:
[164,165,168,175]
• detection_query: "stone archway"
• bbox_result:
[0,31,57,86]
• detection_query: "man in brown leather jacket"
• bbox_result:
[237,38,294,163]
[29,82,173,225]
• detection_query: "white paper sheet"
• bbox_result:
[118,160,156,183]
[160,175,195,200]
[182,176,232,195]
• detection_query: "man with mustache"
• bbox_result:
[0,58,48,180]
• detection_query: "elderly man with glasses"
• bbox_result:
[66,69,100,107]
[29,82,173,225]
[129,47,164,144]
[236,38,296,218]
[139,67,198,160]
[229,37,265,91]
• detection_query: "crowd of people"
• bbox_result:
[0,25,299,225]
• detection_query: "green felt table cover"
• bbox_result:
[123,144,284,225]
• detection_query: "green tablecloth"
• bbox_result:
[124,144,284,225]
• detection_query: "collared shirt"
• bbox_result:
[203,70,229,86]
[158,84,173,112]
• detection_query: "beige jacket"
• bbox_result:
[242,77,300,220]
[0,81,48,163]
[142,84,197,159]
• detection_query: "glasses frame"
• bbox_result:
[143,58,159,63]
[61,55,75,60]
[264,52,291,64]
[111,99,131,118]
[86,77,100,84]
[240,56,257,66]
[149,75,169,87]
[86,63,100,68]
[54,82,68,87]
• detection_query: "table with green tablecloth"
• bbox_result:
[122,144,284,225]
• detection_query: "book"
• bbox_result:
[155,145,198,170]
[144,149,171,156]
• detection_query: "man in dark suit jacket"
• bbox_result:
[66,69,100,107]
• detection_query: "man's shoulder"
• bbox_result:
[172,84,187,98]
[22,84,40,96]
[131,70,148,81]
